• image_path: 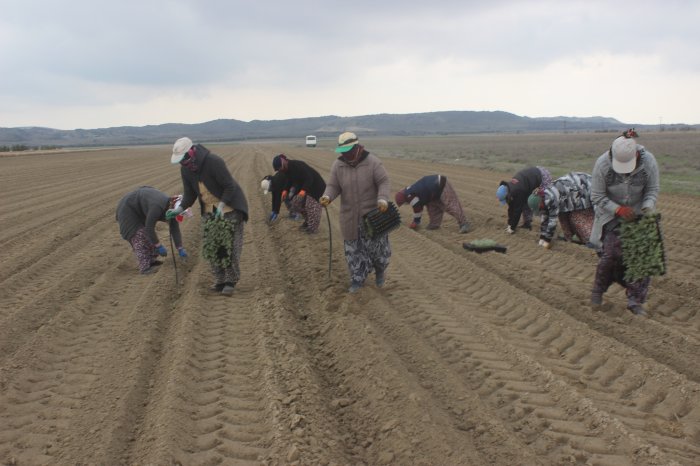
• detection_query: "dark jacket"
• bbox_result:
[179,144,248,221]
[116,186,182,247]
[401,175,447,213]
[269,171,289,214]
[501,166,543,229]
[281,160,326,200]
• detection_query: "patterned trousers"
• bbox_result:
[290,195,323,233]
[206,211,245,286]
[129,227,158,273]
[426,181,468,228]
[343,227,391,286]
[522,166,553,226]
[592,227,651,304]
[559,208,594,243]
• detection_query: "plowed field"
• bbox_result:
[1,143,699,465]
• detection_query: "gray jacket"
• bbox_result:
[539,172,593,242]
[589,145,659,248]
[323,150,391,241]
[116,186,183,247]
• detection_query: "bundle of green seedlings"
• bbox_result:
[620,213,666,282]
[202,216,235,268]
[463,239,507,254]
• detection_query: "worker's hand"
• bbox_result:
[505,225,515,234]
[281,190,288,201]
[155,244,168,257]
[297,189,306,199]
[165,206,183,220]
[615,205,635,221]
[377,199,388,213]
[268,212,279,223]
[538,239,551,249]
[177,247,188,259]
[409,222,419,229]
[642,206,655,215]
[320,195,331,207]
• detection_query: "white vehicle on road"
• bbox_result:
[305,135,317,147]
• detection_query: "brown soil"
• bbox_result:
[1,144,699,465]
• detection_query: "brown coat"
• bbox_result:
[323,151,391,241]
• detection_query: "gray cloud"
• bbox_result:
[1,0,699,127]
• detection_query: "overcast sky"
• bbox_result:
[2,0,699,130]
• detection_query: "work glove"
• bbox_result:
[615,205,635,221]
[155,244,168,257]
[320,195,331,207]
[281,190,288,201]
[165,206,183,220]
[409,221,419,229]
[505,225,515,234]
[538,239,551,249]
[215,202,226,219]
[377,199,388,213]
[268,211,279,223]
[177,247,188,258]
[642,206,655,215]
[297,189,306,198]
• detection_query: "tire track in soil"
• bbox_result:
[379,227,700,465]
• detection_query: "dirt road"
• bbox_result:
[1,144,699,465]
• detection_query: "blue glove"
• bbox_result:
[268,212,279,223]
[165,207,183,220]
[215,201,226,218]
[155,244,168,257]
[177,247,187,258]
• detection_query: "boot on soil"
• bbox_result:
[426,224,440,230]
[210,283,225,293]
[141,266,158,275]
[459,222,472,234]
[590,291,603,309]
[348,281,363,293]
[627,302,648,317]
[221,282,236,296]
[375,271,385,288]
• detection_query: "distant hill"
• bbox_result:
[0,110,693,147]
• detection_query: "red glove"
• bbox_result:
[409,221,419,229]
[615,205,635,221]
[298,189,306,198]
[281,190,288,201]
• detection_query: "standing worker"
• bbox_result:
[497,166,552,233]
[589,130,659,316]
[528,172,594,249]
[320,132,392,293]
[394,174,471,233]
[166,137,248,296]
[271,154,326,234]
[116,186,187,275]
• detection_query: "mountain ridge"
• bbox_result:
[1,110,693,147]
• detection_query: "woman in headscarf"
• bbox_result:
[320,132,391,293]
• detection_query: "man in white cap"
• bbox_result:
[166,137,248,296]
[589,129,659,316]
[320,132,392,293]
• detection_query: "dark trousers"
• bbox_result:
[592,228,651,304]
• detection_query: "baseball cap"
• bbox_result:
[171,137,193,164]
[335,132,359,153]
[611,136,638,174]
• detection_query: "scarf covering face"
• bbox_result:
[180,147,198,172]
[341,144,365,167]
